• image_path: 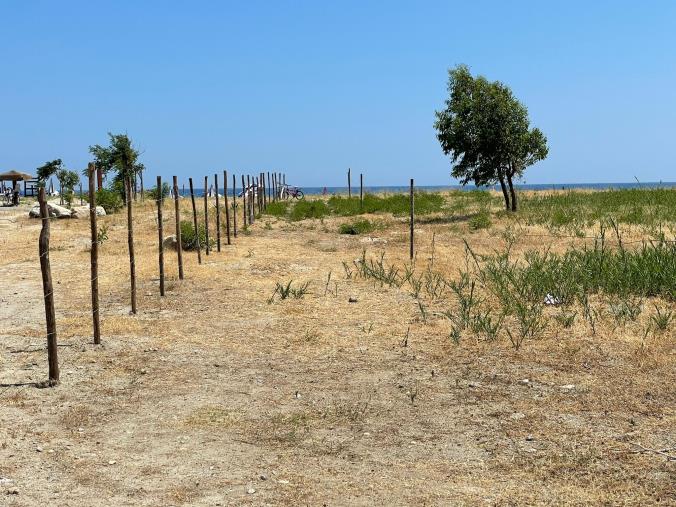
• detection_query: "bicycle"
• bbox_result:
[280,184,304,200]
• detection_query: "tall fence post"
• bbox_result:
[38,187,59,385]
[157,175,165,296]
[79,183,83,206]
[224,170,231,245]
[262,172,267,209]
[189,178,202,264]
[232,173,237,238]
[360,173,363,208]
[173,175,184,280]
[409,178,414,261]
[348,168,351,198]
[88,163,101,344]
[203,176,210,255]
[125,177,137,314]
[267,171,271,205]
[272,173,277,201]
[214,173,221,252]
[241,174,247,228]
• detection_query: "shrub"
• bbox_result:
[264,201,290,217]
[328,192,444,217]
[290,200,329,221]
[339,219,375,235]
[147,182,170,201]
[180,220,214,250]
[95,188,124,213]
[469,211,492,230]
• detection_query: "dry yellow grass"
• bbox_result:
[0,193,674,506]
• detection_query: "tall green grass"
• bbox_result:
[328,192,444,216]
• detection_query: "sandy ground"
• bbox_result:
[0,196,674,506]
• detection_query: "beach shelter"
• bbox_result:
[0,170,36,197]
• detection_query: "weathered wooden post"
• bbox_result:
[247,175,253,224]
[262,172,267,209]
[97,167,103,190]
[232,173,237,238]
[347,168,351,198]
[88,163,101,344]
[157,175,165,296]
[409,178,414,261]
[125,176,138,314]
[272,173,277,201]
[267,172,272,203]
[140,171,144,202]
[214,173,221,252]
[203,176,210,255]
[38,187,59,385]
[173,175,184,280]
[189,178,202,264]
[241,174,247,228]
[223,170,231,245]
[79,182,83,206]
[360,173,363,208]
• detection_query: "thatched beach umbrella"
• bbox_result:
[0,170,33,182]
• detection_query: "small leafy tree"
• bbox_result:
[89,133,144,202]
[36,160,80,207]
[434,65,548,211]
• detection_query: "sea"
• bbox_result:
[177,182,676,198]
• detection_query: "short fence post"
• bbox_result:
[88,163,101,344]
[360,173,363,208]
[189,178,202,264]
[214,173,221,252]
[267,171,271,205]
[38,187,59,385]
[224,170,231,245]
[348,168,351,198]
[173,175,184,279]
[241,174,247,228]
[125,177,137,314]
[409,178,414,261]
[79,183,83,206]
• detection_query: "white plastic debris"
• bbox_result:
[544,293,562,305]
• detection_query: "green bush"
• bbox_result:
[328,192,444,217]
[264,201,290,217]
[95,188,124,213]
[290,199,329,221]
[469,211,492,230]
[180,220,214,250]
[339,219,375,235]
[147,182,170,201]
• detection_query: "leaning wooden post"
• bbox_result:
[173,175,184,280]
[38,187,59,385]
[125,176,138,314]
[232,173,237,238]
[214,173,221,252]
[348,168,351,198]
[189,178,202,264]
[203,176,210,255]
[241,174,247,228]
[157,175,165,296]
[360,173,363,208]
[409,178,414,261]
[87,163,101,344]
[223,170,231,245]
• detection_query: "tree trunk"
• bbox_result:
[498,171,510,211]
[506,168,518,212]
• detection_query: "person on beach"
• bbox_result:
[13,180,20,206]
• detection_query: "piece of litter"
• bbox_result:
[544,293,562,305]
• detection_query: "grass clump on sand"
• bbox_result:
[339,219,375,235]
[469,211,492,230]
[180,220,215,250]
[328,192,444,216]
[289,200,329,221]
[264,201,290,217]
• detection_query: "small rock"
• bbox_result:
[259,474,268,481]
[247,487,256,494]
[468,382,479,388]
[518,379,531,386]
[108,460,116,465]
[0,477,14,486]
[36,447,43,453]
[510,412,526,420]
[294,391,301,399]
[525,434,534,441]
[560,384,576,391]
[277,480,289,485]
[348,297,358,303]
[162,235,178,250]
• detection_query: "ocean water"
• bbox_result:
[177,182,676,198]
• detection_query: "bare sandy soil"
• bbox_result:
[0,196,674,506]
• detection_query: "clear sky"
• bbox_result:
[1,1,675,186]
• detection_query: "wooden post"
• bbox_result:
[125,177,137,314]
[360,173,363,208]
[262,172,267,209]
[267,172,271,205]
[97,167,103,191]
[203,176,210,255]
[272,173,276,201]
[348,168,351,198]
[232,173,237,238]
[38,187,59,385]
[214,173,221,252]
[157,175,165,296]
[79,183,83,206]
[182,183,185,195]
[241,174,247,228]
[59,178,63,205]
[189,178,202,264]
[247,175,252,224]
[88,163,101,344]
[140,171,144,201]
[223,170,231,245]
[173,175,184,280]
[409,178,414,261]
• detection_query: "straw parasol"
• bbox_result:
[0,170,34,182]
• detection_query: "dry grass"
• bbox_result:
[0,192,674,505]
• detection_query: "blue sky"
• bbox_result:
[1,1,675,186]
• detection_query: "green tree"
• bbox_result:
[434,65,548,211]
[36,160,80,207]
[89,133,144,202]
[36,159,63,183]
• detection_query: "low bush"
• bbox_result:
[264,201,290,217]
[327,192,444,217]
[95,188,124,214]
[339,219,375,235]
[147,182,170,201]
[469,211,492,230]
[180,220,215,250]
[290,200,329,221]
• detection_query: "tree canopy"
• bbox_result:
[89,133,144,199]
[434,65,548,211]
